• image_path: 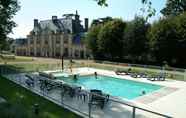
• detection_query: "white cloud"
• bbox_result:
[8,24,32,38]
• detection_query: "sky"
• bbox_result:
[9,0,166,38]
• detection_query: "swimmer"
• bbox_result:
[142,90,146,95]
[73,74,78,80]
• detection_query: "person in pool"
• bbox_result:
[141,90,146,95]
[73,74,78,80]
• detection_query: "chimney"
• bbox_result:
[34,19,39,27]
[75,10,79,20]
[85,18,89,32]
[52,16,58,20]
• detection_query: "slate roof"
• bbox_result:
[33,17,80,34]
[15,38,27,46]
[31,12,87,45]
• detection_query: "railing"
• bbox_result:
[88,61,186,81]
[3,74,89,118]
[0,66,173,118]
[87,92,173,118]
[95,60,185,73]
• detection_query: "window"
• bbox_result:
[63,48,68,57]
[30,40,34,44]
[45,40,48,44]
[56,39,60,44]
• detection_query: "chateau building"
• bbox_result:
[14,38,28,55]
[15,11,89,58]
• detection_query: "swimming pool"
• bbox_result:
[59,75,162,100]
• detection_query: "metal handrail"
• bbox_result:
[87,91,173,118]
[1,69,173,118]
[3,76,89,118]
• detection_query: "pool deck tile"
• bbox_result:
[134,87,178,104]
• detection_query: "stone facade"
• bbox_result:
[15,11,88,59]
[14,38,28,56]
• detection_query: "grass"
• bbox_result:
[0,59,86,73]
[0,56,33,63]
[87,62,186,81]
[0,56,185,81]
[0,76,82,118]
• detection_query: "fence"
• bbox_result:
[95,60,185,73]
[87,91,172,118]
[89,61,186,81]
[0,66,173,118]
[2,73,89,118]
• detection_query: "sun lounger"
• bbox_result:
[130,73,138,78]
[115,71,127,75]
[147,74,166,81]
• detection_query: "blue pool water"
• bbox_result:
[59,75,162,100]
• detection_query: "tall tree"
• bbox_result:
[86,24,102,59]
[91,16,113,26]
[0,0,20,50]
[93,0,156,21]
[97,19,126,60]
[161,0,186,16]
[148,13,186,67]
[123,16,150,62]
[93,0,108,6]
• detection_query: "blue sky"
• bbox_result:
[9,0,166,38]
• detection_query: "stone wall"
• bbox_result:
[16,32,87,59]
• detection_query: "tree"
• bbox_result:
[93,0,108,6]
[161,0,186,17]
[97,19,126,60]
[91,16,113,26]
[93,0,156,21]
[93,0,153,7]
[148,17,176,65]
[0,0,20,50]
[148,13,186,67]
[86,24,102,58]
[173,12,186,66]
[123,16,150,62]
[140,0,156,21]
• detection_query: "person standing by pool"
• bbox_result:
[69,59,73,73]
[94,72,98,79]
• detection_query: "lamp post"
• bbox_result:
[61,54,64,72]
[33,103,39,116]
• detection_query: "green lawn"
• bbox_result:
[0,60,85,73]
[0,76,81,118]
[0,55,185,81]
[0,56,33,63]
[87,62,186,81]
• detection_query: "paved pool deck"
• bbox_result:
[3,67,186,118]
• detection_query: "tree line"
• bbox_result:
[86,13,186,68]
